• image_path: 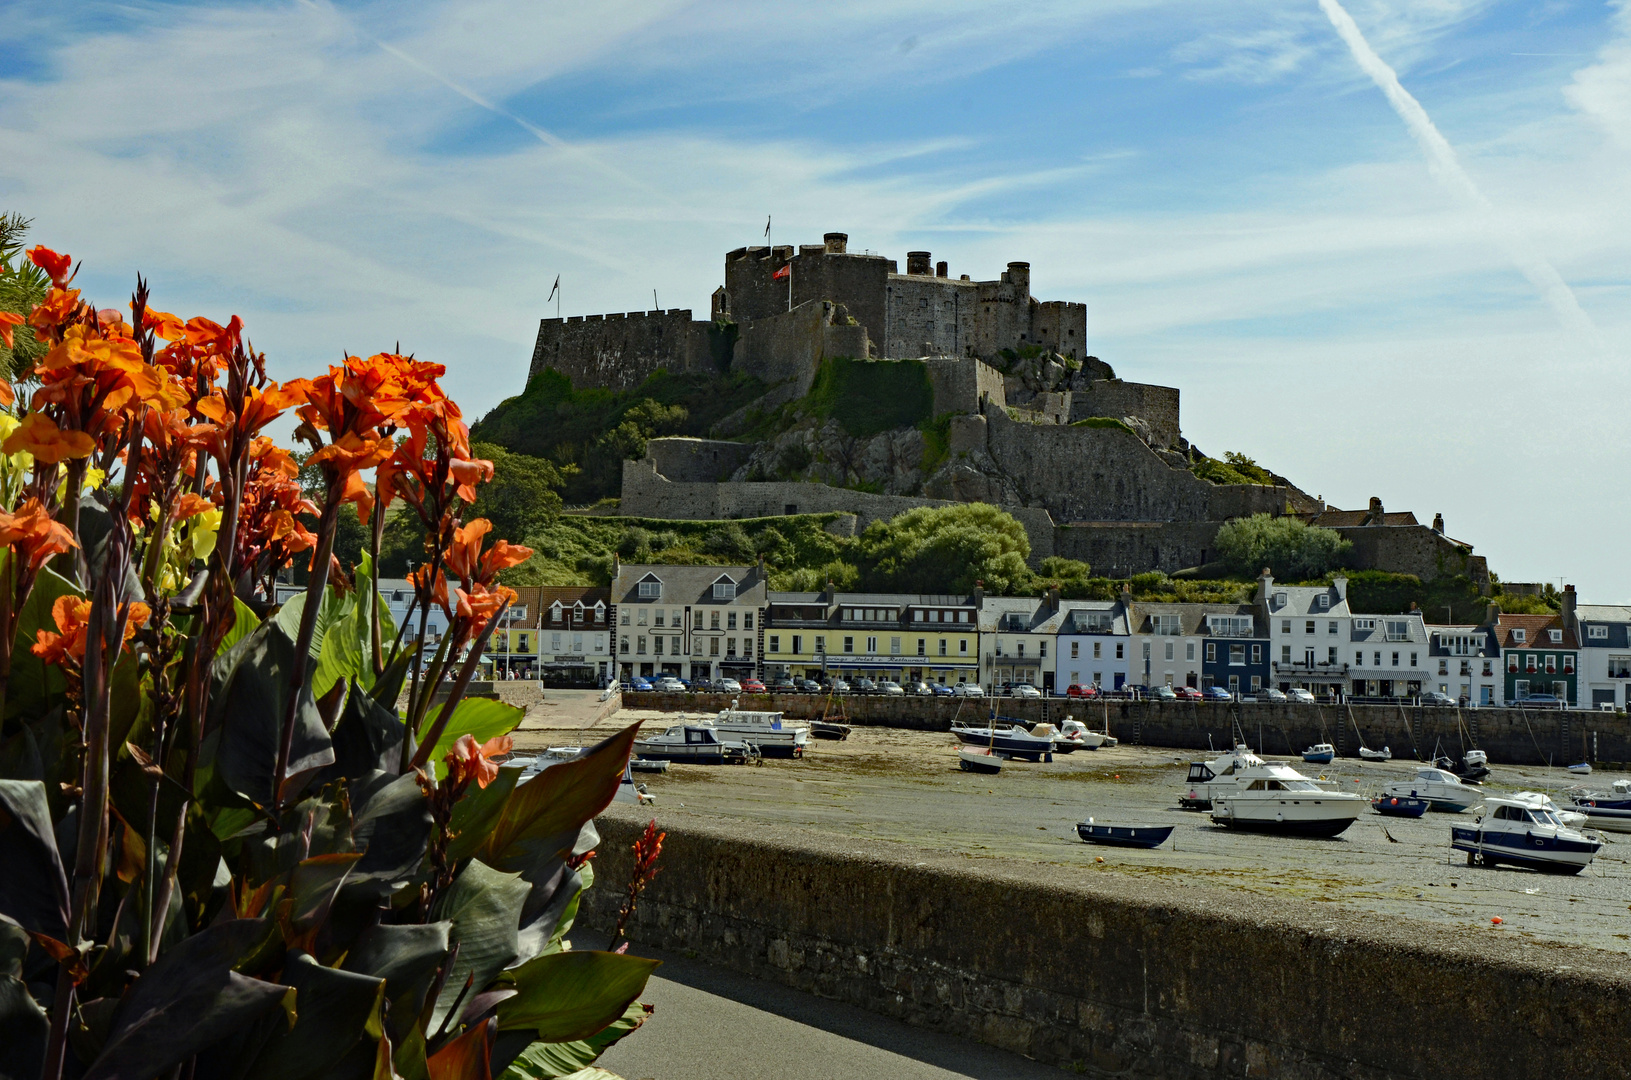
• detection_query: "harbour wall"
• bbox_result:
[622,692,1631,766]
[583,808,1631,1080]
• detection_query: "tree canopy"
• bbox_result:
[1213,513,1351,579]
[856,502,1032,594]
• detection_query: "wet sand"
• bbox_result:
[513,698,1631,957]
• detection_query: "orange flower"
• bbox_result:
[26,246,73,287]
[31,595,150,666]
[139,308,187,342]
[0,311,23,349]
[444,518,491,582]
[0,378,13,408]
[0,499,78,572]
[447,455,494,503]
[3,412,96,463]
[444,733,513,790]
[182,315,243,355]
[480,538,533,581]
[175,492,218,520]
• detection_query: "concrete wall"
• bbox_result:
[644,438,756,483]
[585,810,1631,1080]
[528,309,714,391]
[622,691,1631,765]
[1070,380,1182,449]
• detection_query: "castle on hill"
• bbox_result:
[525,233,1487,588]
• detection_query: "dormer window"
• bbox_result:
[1549,629,1562,643]
[1512,628,1526,643]
[1317,595,1330,610]
[712,578,737,600]
[593,601,606,622]
[637,575,662,599]
[550,602,563,623]
[1274,592,1286,606]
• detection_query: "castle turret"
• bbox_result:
[1005,261,1031,295]
[823,232,848,254]
[907,251,932,276]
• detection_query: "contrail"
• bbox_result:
[1318,0,1597,339]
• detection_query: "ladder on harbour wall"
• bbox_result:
[1561,713,1571,765]
[1126,703,1141,746]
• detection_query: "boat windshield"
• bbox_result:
[1279,780,1323,792]
[1530,810,1561,827]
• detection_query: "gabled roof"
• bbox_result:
[1492,612,1576,650]
[1307,508,1419,528]
[1576,604,1631,624]
[611,563,767,606]
[1262,583,1350,619]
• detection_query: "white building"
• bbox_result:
[1053,601,1131,693]
[610,559,769,684]
[1573,601,1631,710]
[1128,602,1209,690]
[1260,573,1351,696]
[979,590,1066,690]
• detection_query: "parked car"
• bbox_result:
[853,677,878,694]
[770,678,798,693]
[1065,683,1098,699]
[629,677,653,692]
[796,678,824,693]
[828,679,851,693]
[1011,683,1042,699]
[1421,690,1455,706]
[953,682,985,697]
[1174,686,1203,701]
[1151,685,1178,702]
[879,680,904,696]
[1260,687,1288,702]
[713,678,742,693]
[1517,693,1564,709]
[1288,687,1317,704]
[1203,685,1233,702]
[928,682,954,697]
[740,678,766,694]
[905,681,933,696]
[653,677,685,692]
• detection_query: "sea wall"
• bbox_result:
[622,691,1631,766]
[583,810,1631,1080]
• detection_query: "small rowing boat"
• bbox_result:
[957,746,1002,774]
[1372,795,1429,818]
[1075,819,1175,849]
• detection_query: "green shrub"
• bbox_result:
[1214,514,1351,579]
[804,357,933,438]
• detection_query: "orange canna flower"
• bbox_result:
[479,538,533,581]
[26,246,73,287]
[2,412,96,463]
[31,595,151,666]
[0,377,13,408]
[447,455,494,503]
[27,288,83,338]
[444,518,491,582]
[175,492,217,520]
[182,315,243,355]
[0,499,79,573]
[139,308,187,342]
[444,733,513,790]
[0,311,23,349]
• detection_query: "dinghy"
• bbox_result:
[1568,762,1593,776]
[957,746,1002,774]
[1358,745,1392,761]
[1076,819,1174,849]
[1371,794,1430,818]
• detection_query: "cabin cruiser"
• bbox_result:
[1380,767,1483,813]
[1302,743,1335,765]
[1056,719,1108,749]
[1567,778,1631,833]
[1452,797,1602,874]
[633,724,759,764]
[712,705,809,759]
[1510,792,1588,830]
[1179,744,1265,809]
[508,748,655,805]
[950,718,1062,761]
[1208,762,1368,836]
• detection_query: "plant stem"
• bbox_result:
[369,500,384,679]
[272,481,343,817]
[409,599,508,773]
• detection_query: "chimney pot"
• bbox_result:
[936,260,948,278]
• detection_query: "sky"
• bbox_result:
[1,0,1627,598]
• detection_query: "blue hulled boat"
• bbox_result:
[1372,794,1430,818]
[1076,820,1175,849]
[1302,743,1335,765]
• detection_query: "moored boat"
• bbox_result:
[1566,779,1631,833]
[1057,718,1107,750]
[1371,794,1430,818]
[1380,767,1483,813]
[633,724,759,764]
[1075,819,1174,848]
[950,718,1058,762]
[1179,744,1265,809]
[712,705,809,759]
[1358,745,1392,761]
[1302,743,1335,765]
[1208,762,1368,836]
[1568,762,1593,776]
[629,757,669,773]
[957,746,1002,774]
[810,720,851,740]
[1451,797,1602,874]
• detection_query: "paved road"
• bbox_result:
[596,948,1061,1080]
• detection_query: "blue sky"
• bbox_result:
[2,0,1627,597]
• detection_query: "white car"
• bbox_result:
[1288,688,1317,704]
[879,680,905,696]
[654,677,686,692]
[1260,687,1288,702]
[953,682,985,697]
[1011,683,1042,699]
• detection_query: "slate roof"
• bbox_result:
[611,564,768,607]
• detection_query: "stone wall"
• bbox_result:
[622,691,1631,765]
[884,272,979,359]
[1337,525,1492,588]
[1053,520,1224,577]
[644,438,756,484]
[528,309,715,392]
[724,245,891,349]
[924,357,1004,417]
[731,300,872,411]
[620,458,1056,562]
[584,809,1631,1080]
[1070,379,1182,449]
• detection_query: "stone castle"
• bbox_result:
[526,234,1487,586]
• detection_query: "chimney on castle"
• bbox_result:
[1367,496,1383,524]
[907,251,932,276]
[823,232,847,254]
[1432,512,1444,534]
[936,260,948,278]
[1006,261,1031,294]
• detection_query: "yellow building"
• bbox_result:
[764,589,980,686]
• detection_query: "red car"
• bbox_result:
[1065,683,1099,699]
[1174,686,1204,701]
[739,678,767,694]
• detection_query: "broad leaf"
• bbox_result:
[475,726,636,874]
[348,772,432,892]
[0,968,48,1080]
[429,860,531,1030]
[341,922,450,1046]
[372,649,414,709]
[445,767,521,866]
[496,951,657,1043]
[214,623,335,809]
[425,1019,493,1080]
[0,779,70,940]
[327,680,413,781]
[5,563,81,719]
[315,601,370,701]
[244,952,386,1080]
[427,699,525,781]
[289,852,363,932]
[275,586,354,664]
[495,1000,648,1080]
[218,596,264,657]
[83,919,293,1080]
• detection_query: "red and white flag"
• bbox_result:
[772,263,790,280]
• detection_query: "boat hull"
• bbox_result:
[1211,798,1365,837]
[1571,799,1631,833]
[951,727,1054,762]
[810,722,850,740]
[1302,751,1334,765]
[1076,823,1174,848]
[1372,796,1430,818]
[958,748,1002,774]
[1451,827,1600,873]
[632,743,753,765]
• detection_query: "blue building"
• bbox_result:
[1198,604,1270,696]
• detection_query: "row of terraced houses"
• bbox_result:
[327,564,1629,710]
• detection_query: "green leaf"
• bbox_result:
[476,726,637,873]
[496,951,657,1043]
[348,772,432,893]
[341,922,450,1047]
[315,602,369,701]
[274,586,354,663]
[5,563,81,719]
[82,919,294,1080]
[427,699,525,781]
[0,967,48,1080]
[327,680,412,781]
[0,779,70,940]
[497,1000,649,1080]
[446,766,521,866]
[213,622,335,809]
[428,860,531,1030]
[219,596,264,657]
[244,952,386,1080]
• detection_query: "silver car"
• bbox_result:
[879,680,905,696]
[1011,683,1042,699]
[953,682,985,697]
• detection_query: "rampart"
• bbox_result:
[621,691,1631,766]
[924,356,1005,417]
[585,807,1631,1079]
[1070,379,1182,449]
[1337,524,1492,588]
[644,438,755,483]
[528,309,717,392]
[620,458,1057,562]
[731,300,871,411]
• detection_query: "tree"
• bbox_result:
[0,212,50,383]
[858,503,1032,594]
[1213,513,1351,579]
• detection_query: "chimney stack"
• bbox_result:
[907,251,932,275]
[1432,512,1444,534]
[936,260,948,278]
[1562,584,1577,629]
[974,580,985,607]
[823,232,848,254]
[1367,496,1383,523]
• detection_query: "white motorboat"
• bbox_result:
[1358,746,1392,761]
[633,724,759,765]
[950,719,1060,761]
[712,705,809,759]
[1208,762,1368,836]
[1380,767,1483,813]
[1179,744,1265,809]
[1056,719,1108,750]
[1452,797,1602,874]
[1510,792,1589,830]
[1567,762,1593,776]
[1567,778,1631,833]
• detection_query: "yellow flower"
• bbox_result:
[188,507,223,562]
[82,467,106,491]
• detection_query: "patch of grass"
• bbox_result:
[806,357,933,438]
[1191,451,1277,487]
[1070,416,1133,435]
[918,412,954,473]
